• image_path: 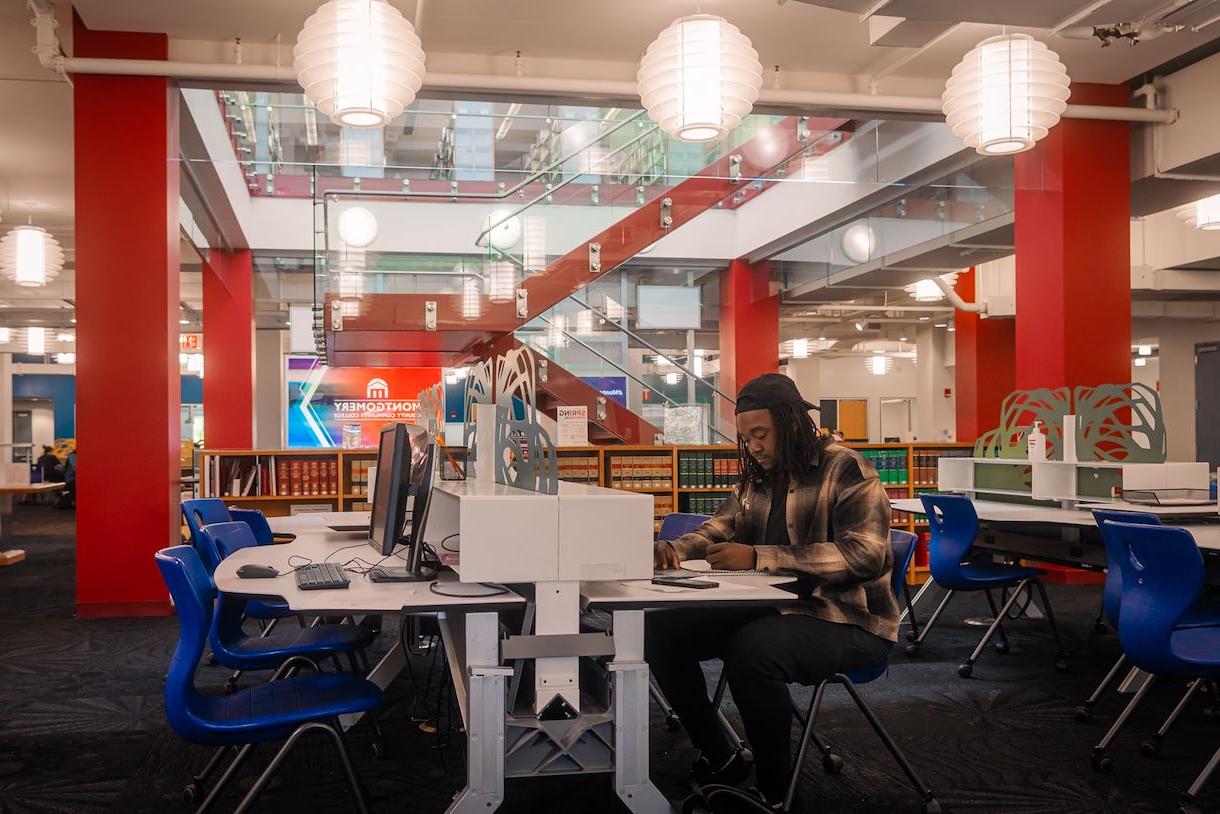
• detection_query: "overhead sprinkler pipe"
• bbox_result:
[934,276,986,315]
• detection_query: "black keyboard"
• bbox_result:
[295,563,350,590]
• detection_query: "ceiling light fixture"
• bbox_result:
[1178,193,1220,230]
[638,15,763,142]
[479,209,522,251]
[1134,357,1147,367]
[294,0,426,128]
[792,338,809,359]
[486,261,516,303]
[854,321,865,332]
[0,328,10,343]
[0,225,64,287]
[866,354,893,376]
[55,352,75,365]
[56,332,74,342]
[664,370,682,386]
[459,277,481,320]
[841,222,875,264]
[1138,344,1152,356]
[26,326,45,355]
[942,33,1070,156]
[546,315,569,349]
[338,206,378,247]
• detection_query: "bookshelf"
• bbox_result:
[201,442,974,576]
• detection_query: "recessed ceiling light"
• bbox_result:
[934,322,947,328]
[179,319,189,325]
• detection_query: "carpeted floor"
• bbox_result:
[0,503,1217,813]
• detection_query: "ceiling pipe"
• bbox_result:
[933,276,986,314]
[27,4,1177,125]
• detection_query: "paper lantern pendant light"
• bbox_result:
[1,225,64,287]
[294,0,426,128]
[942,33,1070,156]
[638,14,763,142]
[1177,193,1220,230]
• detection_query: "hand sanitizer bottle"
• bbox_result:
[1027,421,1047,463]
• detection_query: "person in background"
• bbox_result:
[36,445,62,483]
[647,373,897,812]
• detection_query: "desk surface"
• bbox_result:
[0,482,63,495]
[894,497,1220,552]
[215,513,526,614]
[582,573,800,610]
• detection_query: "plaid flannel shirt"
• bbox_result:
[668,442,899,642]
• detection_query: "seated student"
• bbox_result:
[647,373,897,812]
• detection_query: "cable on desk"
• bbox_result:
[428,581,509,598]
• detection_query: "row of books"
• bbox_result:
[348,458,375,496]
[858,449,909,485]
[912,448,969,485]
[607,455,674,489]
[651,494,675,534]
[885,486,910,525]
[678,451,739,489]
[207,455,340,497]
[683,493,729,516]
[557,454,599,484]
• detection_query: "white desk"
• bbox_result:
[895,497,1220,553]
[581,573,800,610]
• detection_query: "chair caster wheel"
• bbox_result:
[736,747,754,765]
[665,714,683,732]
[1094,621,1108,635]
[1090,751,1113,773]
[957,664,973,679]
[207,653,217,666]
[1202,706,1220,721]
[1179,804,1202,814]
[1073,706,1092,723]
[223,678,238,695]
[922,800,943,814]
[182,783,200,804]
[822,753,843,775]
[905,644,922,658]
[905,631,917,643]
[1139,739,1160,759]
[1055,659,1071,674]
[994,641,1010,655]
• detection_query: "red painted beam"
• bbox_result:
[202,250,254,448]
[73,12,178,617]
[720,259,779,425]
[954,268,1015,441]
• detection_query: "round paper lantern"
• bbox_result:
[294,0,426,128]
[1177,194,1220,230]
[942,33,1070,156]
[865,354,893,376]
[638,14,763,142]
[337,206,378,247]
[0,225,64,287]
[841,222,875,264]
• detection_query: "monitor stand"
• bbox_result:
[368,540,433,583]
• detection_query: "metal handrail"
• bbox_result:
[565,294,737,405]
[532,315,734,444]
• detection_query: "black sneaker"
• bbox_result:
[691,749,753,787]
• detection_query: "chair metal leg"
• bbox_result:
[347,650,361,674]
[1030,579,1070,669]
[1182,741,1220,808]
[648,674,683,732]
[1092,594,1108,634]
[183,744,236,803]
[232,722,325,814]
[323,719,372,814]
[197,742,256,813]
[982,590,1011,653]
[710,671,750,758]
[1141,679,1203,759]
[959,580,1031,678]
[787,693,835,772]
[902,579,921,639]
[784,680,829,813]
[1092,674,1158,772]
[906,587,956,657]
[1075,654,1127,722]
[837,676,937,806]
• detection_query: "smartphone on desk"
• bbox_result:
[651,576,719,589]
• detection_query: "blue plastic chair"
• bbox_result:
[1102,523,1220,812]
[181,498,231,572]
[1074,509,1162,723]
[778,528,939,813]
[227,507,276,547]
[198,522,376,683]
[907,494,1068,678]
[657,512,712,542]
[156,545,379,812]
[1090,519,1220,777]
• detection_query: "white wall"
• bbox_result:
[255,328,285,448]
[0,354,11,449]
[787,354,919,443]
[1133,318,1220,461]
[915,325,956,442]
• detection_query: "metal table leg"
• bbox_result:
[609,609,671,814]
[445,611,512,814]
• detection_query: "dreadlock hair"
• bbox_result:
[737,402,828,488]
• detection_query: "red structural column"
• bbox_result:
[73,15,179,617]
[1014,83,1131,390]
[720,259,779,418]
[202,250,255,448]
[954,268,1015,441]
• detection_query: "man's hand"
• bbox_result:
[654,540,680,569]
[706,542,757,571]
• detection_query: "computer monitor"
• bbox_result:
[368,423,411,557]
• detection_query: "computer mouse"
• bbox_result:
[237,564,280,579]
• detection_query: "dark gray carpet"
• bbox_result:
[0,503,1217,813]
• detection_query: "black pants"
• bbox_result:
[645,607,891,800]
